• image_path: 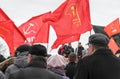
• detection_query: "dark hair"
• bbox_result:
[14,44,31,57]
[78,42,81,44]
[68,53,77,62]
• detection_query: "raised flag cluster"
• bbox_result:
[0,0,92,55]
[104,18,120,54]
[45,0,92,49]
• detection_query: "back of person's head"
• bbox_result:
[68,43,71,46]
[14,44,31,57]
[88,33,109,48]
[68,53,77,62]
[29,44,47,57]
[27,44,47,68]
[78,42,82,47]
[47,54,67,68]
[78,42,81,44]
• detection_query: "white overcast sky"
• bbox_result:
[0,0,120,26]
[0,0,120,54]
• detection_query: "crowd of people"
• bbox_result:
[0,33,120,79]
[58,42,85,59]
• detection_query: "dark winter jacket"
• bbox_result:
[8,56,63,79]
[5,54,28,79]
[75,46,84,57]
[65,62,77,79]
[74,48,120,79]
[0,71,4,79]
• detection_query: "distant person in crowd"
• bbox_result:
[62,45,69,58]
[74,33,120,79]
[0,56,15,73]
[63,43,74,58]
[81,49,88,58]
[58,44,70,58]
[67,43,74,53]
[75,42,84,59]
[0,54,6,63]
[9,44,63,79]
[5,44,31,79]
[64,53,78,79]
[65,43,74,57]
[58,44,66,55]
[47,54,69,79]
[0,70,4,79]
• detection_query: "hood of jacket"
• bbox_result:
[14,56,28,68]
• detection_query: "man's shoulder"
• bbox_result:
[12,68,63,79]
[80,55,95,63]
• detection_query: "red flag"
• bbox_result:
[0,8,27,56]
[108,38,120,54]
[0,21,13,54]
[104,18,120,37]
[47,0,92,49]
[0,8,10,21]
[19,12,51,44]
[0,20,27,56]
[51,34,80,49]
[14,25,28,54]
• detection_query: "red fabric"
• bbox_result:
[0,8,10,21]
[104,18,120,37]
[47,0,92,49]
[108,38,119,54]
[14,24,28,55]
[19,12,51,44]
[59,47,65,55]
[52,34,80,49]
[0,21,14,55]
[0,8,26,56]
[0,20,26,56]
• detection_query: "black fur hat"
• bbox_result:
[14,44,31,56]
[29,44,47,57]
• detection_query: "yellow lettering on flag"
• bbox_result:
[65,4,81,26]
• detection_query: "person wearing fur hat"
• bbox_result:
[47,54,69,79]
[5,44,31,79]
[74,33,120,79]
[8,44,63,79]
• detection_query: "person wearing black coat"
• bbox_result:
[75,42,84,59]
[5,44,31,79]
[74,33,120,79]
[65,53,78,79]
[8,44,63,79]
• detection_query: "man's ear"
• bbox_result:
[28,54,32,62]
[87,44,95,55]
